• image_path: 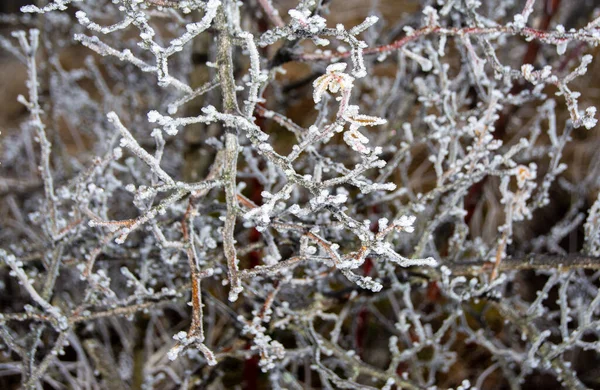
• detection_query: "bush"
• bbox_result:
[1,0,600,388]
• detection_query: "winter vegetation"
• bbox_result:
[1,0,600,388]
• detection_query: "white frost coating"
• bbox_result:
[556,40,567,55]
[403,49,433,72]
[2,249,69,330]
[4,1,600,388]
[21,0,80,13]
[108,112,174,185]
[167,0,220,55]
[312,63,354,103]
[349,15,379,35]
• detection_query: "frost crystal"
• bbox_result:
[312,63,354,103]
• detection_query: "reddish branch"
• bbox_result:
[257,0,284,28]
[298,18,588,63]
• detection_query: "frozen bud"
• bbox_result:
[313,63,354,103]
[583,106,598,129]
[394,215,416,233]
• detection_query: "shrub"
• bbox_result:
[1,0,600,388]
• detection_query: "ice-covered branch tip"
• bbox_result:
[21,0,79,14]
[107,112,174,185]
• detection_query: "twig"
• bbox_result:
[447,253,600,276]
[216,8,242,302]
